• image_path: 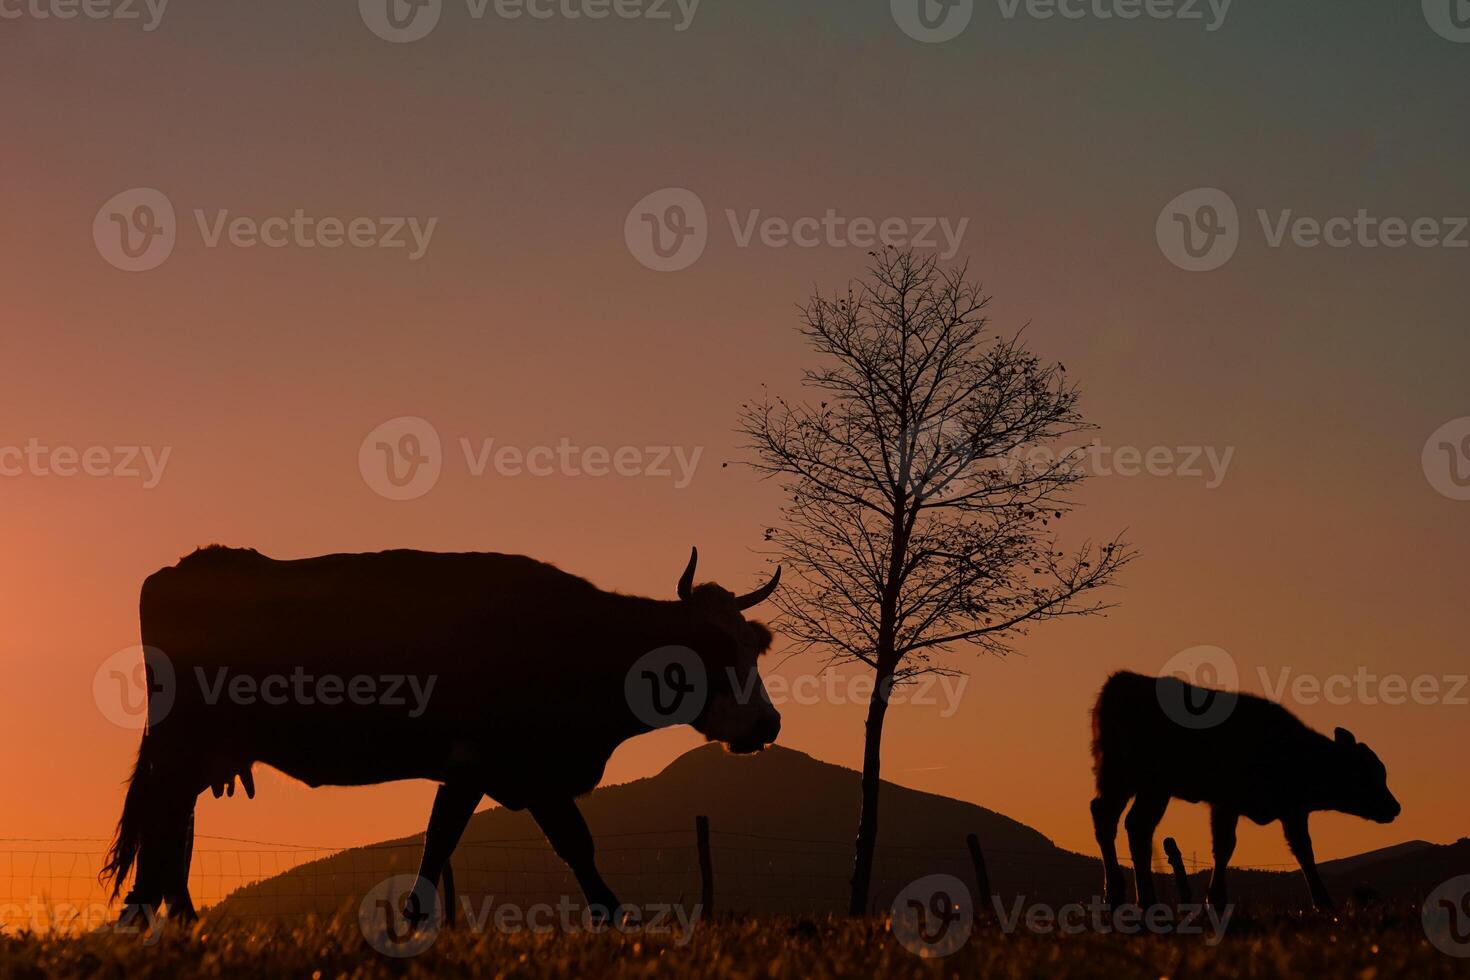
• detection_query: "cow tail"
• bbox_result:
[100,732,155,899]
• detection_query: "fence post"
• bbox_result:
[1163,837,1191,904]
[965,832,992,917]
[442,861,457,927]
[696,815,714,917]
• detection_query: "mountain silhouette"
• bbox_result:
[211,745,1464,920]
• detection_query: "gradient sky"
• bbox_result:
[3,0,1467,899]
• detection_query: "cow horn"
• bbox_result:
[736,567,781,610]
[677,547,698,600]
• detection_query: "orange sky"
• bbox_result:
[2,1,1467,897]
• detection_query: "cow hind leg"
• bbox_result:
[125,776,200,927]
[1124,792,1169,908]
[530,798,619,922]
[1090,794,1129,908]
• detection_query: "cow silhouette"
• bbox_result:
[101,546,781,923]
[1090,670,1399,911]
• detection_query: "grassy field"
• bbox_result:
[0,906,1462,979]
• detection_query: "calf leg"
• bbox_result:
[1207,807,1237,909]
[530,797,619,921]
[1124,793,1169,908]
[1090,794,1129,908]
[1281,811,1334,911]
[412,781,482,928]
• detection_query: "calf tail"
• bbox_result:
[1090,671,1134,793]
[100,733,155,899]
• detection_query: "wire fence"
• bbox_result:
[0,828,1306,934]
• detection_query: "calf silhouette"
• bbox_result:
[1090,670,1400,911]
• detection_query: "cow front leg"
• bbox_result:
[1281,811,1334,911]
[530,798,619,922]
[412,781,482,928]
[1207,807,1237,909]
[1124,793,1169,908]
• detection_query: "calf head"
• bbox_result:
[676,548,782,754]
[1325,727,1400,824]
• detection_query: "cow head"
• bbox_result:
[1325,727,1400,824]
[676,548,782,754]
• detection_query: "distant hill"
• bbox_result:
[1318,840,1434,875]
[211,745,1465,920]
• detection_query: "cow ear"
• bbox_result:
[1334,726,1356,747]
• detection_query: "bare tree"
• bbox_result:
[740,248,1135,915]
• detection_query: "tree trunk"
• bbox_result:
[849,671,893,915]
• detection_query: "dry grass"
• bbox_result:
[0,906,1459,979]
